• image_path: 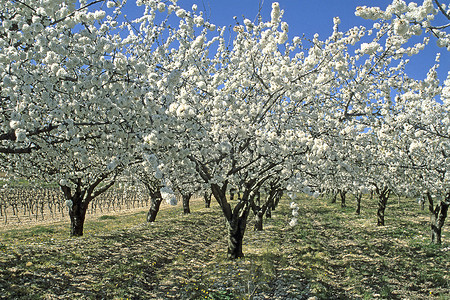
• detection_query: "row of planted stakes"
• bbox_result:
[0,185,150,225]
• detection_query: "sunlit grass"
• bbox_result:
[0,195,449,299]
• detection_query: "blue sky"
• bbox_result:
[122,0,449,82]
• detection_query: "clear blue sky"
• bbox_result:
[123,0,449,82]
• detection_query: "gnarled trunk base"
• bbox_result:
[376,188,390,226]
[427,193,449,245]
[355,193,362,215]
[254,211,263,231]
[69,202,88,237]
[227,205,250,259]
[182,193,192,214]
[147,193,163,222]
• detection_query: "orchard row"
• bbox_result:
[0,0,448,258]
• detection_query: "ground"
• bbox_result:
[0,194,449,299]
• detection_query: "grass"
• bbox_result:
[0,195,449,299]
[98,215,118,220]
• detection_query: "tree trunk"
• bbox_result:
[227,203,250,259]
[331,190,337,204]
[266,207,272,218]
[251,188,276,231]
[355,193,362,215]
[61,176,115,237]
[204,191,212,208]
[254,210,264,231]
[264,190,276,219]
[230,188,236,201]
[273,190,282,210]
[182,193,192,214]
[147,190,163,222]
[68,194,88,237]
[427,192,449,245]
[376,188,390,226]
[340,190,347,208]
[210,182,252,259]
[254,190,261,207]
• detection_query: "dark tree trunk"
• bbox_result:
[331,190,337,204]
[227,203,250,259]
[254,190,261,207]
[273,190,282,210]
[427,192,449,244]
[61,176,115,237]
[147,190,163,222]
[204,191,212,208]
[254,210,264,231]
[68,193,88,237]
[265,206,272,218]
[267,190,280,218]
[210,182,252,259]
[230,188,236,201]
[182,193,192,214]
[251,188,277,231]
[340,190,347,208]
[375,187,390,226]
[355,192,362,215]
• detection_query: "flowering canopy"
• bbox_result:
[0,0,448,242]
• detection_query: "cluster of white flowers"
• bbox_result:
[357,0,449,50]
[393,18,409,36]
[160,186,177,205]
[271,2,281,26]
[289,202,299,226]
[355,6,391,20]
[0,0,448,241]
[360,42,380,55]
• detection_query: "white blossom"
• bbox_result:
[15,129,26,142]
[289,218,298,227]
[360,42,380,55]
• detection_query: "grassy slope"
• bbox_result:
[0,195,449,299]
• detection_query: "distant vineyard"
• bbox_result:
[0,186,150,226]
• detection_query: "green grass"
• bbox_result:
[98,215,118,220]
[0,195,449,299]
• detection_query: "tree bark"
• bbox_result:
[62,176,115,237]
[251,188,277,231]
[68,192,88,237]
[204,191,212,208]
[227,202,250,259]
[266,206,272,218]
[426,192,449,244]
[210,182,252,259]
[355,193,362,215]
[340,190,347,208]
[331,190,337,204]
[254,190,261,207]
[375,187,390,226]
[254,210,264,231]
[230,188,236,201]
[147,190,163,222]
[273,190,282,210]
[182,193,192,214]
